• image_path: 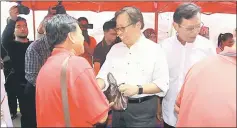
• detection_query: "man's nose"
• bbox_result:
[117,30,123,37]
[21,27,26,31]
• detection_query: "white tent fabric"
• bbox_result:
[1,1,236,47]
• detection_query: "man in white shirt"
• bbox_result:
[96,6,169,127]
[160,3,216,128]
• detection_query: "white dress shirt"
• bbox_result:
[97,35,169,98]
[1,70,13,127]
[160,35,216,127]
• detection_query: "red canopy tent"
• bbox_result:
[12,1,237,40]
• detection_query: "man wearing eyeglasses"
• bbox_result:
[160,3,216,128]
[96,6,169,127]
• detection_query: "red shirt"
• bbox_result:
[81,36,97,66]
[176,47,236,127]
[36,48,109,127]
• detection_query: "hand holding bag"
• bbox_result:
[104,72,128,110]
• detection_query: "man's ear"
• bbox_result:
[173,22,179,32]
[136,21,142,29]
[68,32,76,44]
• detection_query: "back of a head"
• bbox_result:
[115,6,144,29]
[103,21,116,32]
[143,28,156,38]
[45,14,78,47]
[218,33,233,47]
[173,3,201,24]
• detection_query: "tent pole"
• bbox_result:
[154,11,158,43]
[32,9,36,40]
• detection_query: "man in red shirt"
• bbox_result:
[78,17,97,66]
[36,14,111,127]
[175,43,236,127]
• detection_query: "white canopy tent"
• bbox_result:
[1,1,236,47]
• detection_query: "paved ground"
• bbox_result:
[12,112,164,127]
[12,113,21,127]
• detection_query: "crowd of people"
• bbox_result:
[1,2,236,128]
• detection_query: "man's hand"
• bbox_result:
[44,6,56,21]
[47,6,57,16]
[156,104,163,121]
[118,84,139,97]
[9,6,18,21]
[174,103,180,114]
[96,78,105,90]
[109,102,114,107]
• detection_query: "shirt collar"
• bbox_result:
[102,37,109,47]
[122,33,145,49]
[51,48,75,56]
[175,35,197,48]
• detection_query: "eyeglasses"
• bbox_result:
[114,23,134,33]
[179,22,204,32]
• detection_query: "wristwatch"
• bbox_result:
[137,85,143,94]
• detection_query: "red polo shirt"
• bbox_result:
[176,47,236,127]
[36,48,109,127]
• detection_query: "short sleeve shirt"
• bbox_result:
[36,48,109,127]
[176,47,236,127]
[93,39,114,67]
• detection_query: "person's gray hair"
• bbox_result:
[115,6,144,29]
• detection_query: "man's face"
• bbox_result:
[174,13,202,43]
[14,20,28,38]
[71,24,85,55]
[104,29,117,44]
[79,20,88,31]
[115,12,141,45]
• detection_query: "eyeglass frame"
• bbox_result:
[178,22,204,32]
[114,22,136,33]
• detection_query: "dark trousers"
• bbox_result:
[112,96,158,127]
[5,82,26,127]
[164,122,175,128]
[5,85,18,115]
[22,82,37,128]
[3,68,18,115]
[5,76,37,128]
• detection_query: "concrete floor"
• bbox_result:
[12,113,21,127]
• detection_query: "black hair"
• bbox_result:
[77,17,88,23]
[103,21,116,32]
[173,3,201,24]
[115,6,144,29]
[217,33,233,47]
[16,16,27,23]
[77,17,91,44]
[45,14,78,48]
